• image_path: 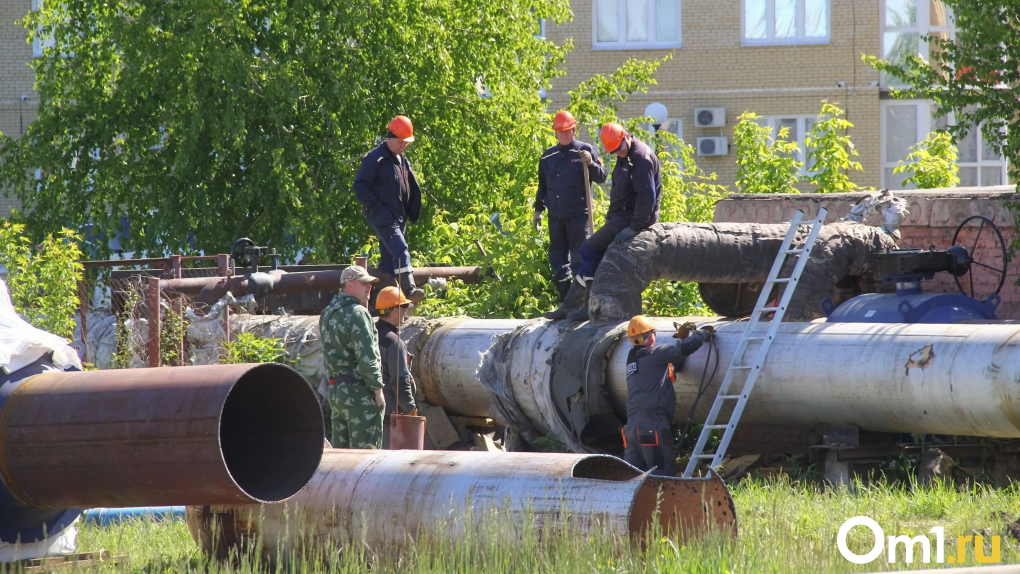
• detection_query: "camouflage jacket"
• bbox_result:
[319,292,383,391]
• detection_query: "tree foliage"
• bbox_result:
[1,0,571,262]
[0,221,83,338]
[733,112,802,194]
[893,131,960,189]
[804,101,862,193]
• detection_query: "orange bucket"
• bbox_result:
[389,414,426,450]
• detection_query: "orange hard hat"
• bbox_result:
[553,110,578,131]
[376,285,410,310]
[600,122,627,153]
[388,116,415,143]
[627,315,655,344]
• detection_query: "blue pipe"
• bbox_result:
[81,507,185,526]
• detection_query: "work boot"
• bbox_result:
[565,279,592,322]
[544,277,586,320]
[400,272,426,304]
[555,279,571,302]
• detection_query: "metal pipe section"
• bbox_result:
[0,363,325,510]
[186,449,736,559]
[161,267,484,304]
[407,318,1020,438]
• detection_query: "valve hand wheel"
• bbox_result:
[230,237,256,265]
[951,215,1008,302]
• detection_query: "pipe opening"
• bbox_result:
[219,364,324,503]
[571,455,642,482]
[629,475,736,538]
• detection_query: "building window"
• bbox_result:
[646,119,683,161]
[880,0,954,88]
[756,115,817,174]
[593,0,681,49]
[535,17,546,40]
[742,0,830,45]
[880,100,1006,189]
[31,0,56,57]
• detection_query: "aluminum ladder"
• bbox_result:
[682,208,828,478]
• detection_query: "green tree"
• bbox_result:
[804,101,862,193]
[0,0,570,262]
[893,131,960,189]
[0,221,83,338]
[733,112,802,194]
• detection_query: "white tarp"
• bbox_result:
[0,279,79,561]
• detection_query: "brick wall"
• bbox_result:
[713,186,1020,318]
[544,0,884,192]
[0,0,35,215]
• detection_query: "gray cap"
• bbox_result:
[340,266,379,284]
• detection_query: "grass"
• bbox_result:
[47,477,1020,573]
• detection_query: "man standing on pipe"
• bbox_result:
[320,266,386,449]
[623,316,713,476]
[545,123,661,321]
[352,115,425,303]
[533,110,608,301]
[374,286,418,449]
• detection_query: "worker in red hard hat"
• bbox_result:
[546,122,663,321]
[534,110,608,303]
[352,115,425,304]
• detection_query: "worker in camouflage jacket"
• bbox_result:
[374,286,418,448]
[319,266,385,449]
[622,316,713,476]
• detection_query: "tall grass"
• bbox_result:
[67,476,1020,573]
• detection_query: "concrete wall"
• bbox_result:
[0,0,35,215]
[713,186,1019,318]
[545,0,884,192]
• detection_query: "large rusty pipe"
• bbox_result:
[161,267,484,305]
[0,363,324,512]
[406,318,1020,439]
[186,449,736,560]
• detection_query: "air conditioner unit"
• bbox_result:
[697,137,729,157]
[695,108,726,128]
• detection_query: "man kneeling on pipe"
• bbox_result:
[623,315,713,476]
[375,286,418,449]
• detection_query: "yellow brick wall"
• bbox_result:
[547,0,885,192]
[0,0,35,215]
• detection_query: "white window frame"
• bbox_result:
[880,0,955,88]
[647,118,684,161]
[879,99,1007,189]
[741,0,830,46]
[592,0,682,50]
[31,0,56,57]
[757,115,816,175]
[535,18,546,40]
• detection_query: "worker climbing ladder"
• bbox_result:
[683,208,828,478]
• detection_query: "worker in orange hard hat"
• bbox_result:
[374,286,418,448]
[622,316,714,477]
[534,109,608,307]
[352,116,425,304]
[545,122,663,321]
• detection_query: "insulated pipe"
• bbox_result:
[406,318,1020,438]
[185,449,736,560]
[161,266,484,305]
[0,363,325,512]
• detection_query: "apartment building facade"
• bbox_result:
[0,0,38,215]
[544,0,1008,192]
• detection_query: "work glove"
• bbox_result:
[579,150,593,167]
[611,227,637,245]
[699,325,716,341]
[407,409,418,417]
[532,211,542,232]
[673,321,696,340]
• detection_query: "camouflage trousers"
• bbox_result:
[328,382,385,449]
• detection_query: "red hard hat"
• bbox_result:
[553,110,578,131]
[600,123,626,153]
[388,116,415,143]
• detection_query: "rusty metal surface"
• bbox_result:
[187,449,736,558]
[412,318,1020,438]
[161,267,485,304]
[0,364,324,509]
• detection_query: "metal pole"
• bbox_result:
[147,276,161,368]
